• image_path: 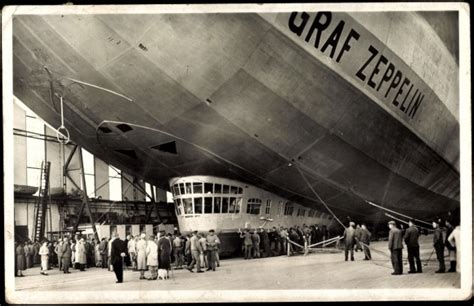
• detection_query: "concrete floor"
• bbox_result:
[15,236,459,292]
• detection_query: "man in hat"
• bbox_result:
[388,221,403,275]
[110,232,126,283]
[206,229,220,271]
[404,219,422,273]
[433,219,445,273]
[187,231,204,273]
[360,224,372,260]
[342,222,356,261]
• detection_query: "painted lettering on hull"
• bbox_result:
[287,11,425,120]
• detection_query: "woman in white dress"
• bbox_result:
[447,224,461,272]
[146,234,159,280]
[135,233,148,280]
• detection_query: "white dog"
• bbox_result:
[158,269,169,280]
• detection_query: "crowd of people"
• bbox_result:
[14,213,461,282]
[341,211,461,276]
[14,229,223,283]
[238,224,331,259]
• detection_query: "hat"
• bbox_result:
[349,222,355,226]
[388,220,396,225]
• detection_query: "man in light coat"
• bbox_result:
[343,222,356,261]
[127,235,137,270]
[187,231,204,273]
[55,239,64,271]
[146,234,158,280]
[39,241,49,275]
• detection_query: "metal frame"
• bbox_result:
[64,145,100,242]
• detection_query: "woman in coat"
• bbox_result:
[16,242,26,277]
[94,239,102,267]
[39,241,49,275]
[76,238,87,271]
[158,232,172,271]
[135,233,148,280]
[146,235,158,280]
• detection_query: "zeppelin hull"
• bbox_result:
[12,12,459,226]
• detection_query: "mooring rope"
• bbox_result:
[294,165,345,228]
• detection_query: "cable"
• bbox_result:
[294,164,345,228]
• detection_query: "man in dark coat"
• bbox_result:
[343,222,356,261]
[360,224,372,260]
[110,233,126,283]
[404,219,422,273]
[388,221,403,275]
[433,219,445,273]
[260,228,271,258]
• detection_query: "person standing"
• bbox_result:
[136,233,148,280]
[99,238,108,269]
[251,229,261,258]
[206,229,220,271]
[198,233,208,269]
[359,224,372,260]
[354,225,363,252]
[71,239,77,269]
[128,235,137,270]
[445,220,456,272]
[94,239,102,267]
[55,239,64,271]
[146,234,158,280]
[184,234,192,266]
[240,229,253,260]
[388,221,403,275]
[76,238,87,271]
[433,219,446,273]
[447,222,460,273]
[343,222,356,261]
[158,231,172,274]
[33,241,41,266]
[26,241,35,268]
[110,232,126,283]
[403,219,422,273]
[187,231,204,273]
[61,237,72,274]
[172,234,184,269]
[16,242,26,277]
[39,241,49,275]
[260,228,271,258]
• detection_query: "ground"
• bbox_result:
[14,235,459,292]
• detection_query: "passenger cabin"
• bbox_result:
[169,176,334,234]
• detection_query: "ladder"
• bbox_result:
[33,161,51,242]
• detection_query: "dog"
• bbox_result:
[157,269,169,280]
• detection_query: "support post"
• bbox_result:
[78,148,100,242]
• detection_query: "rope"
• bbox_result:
[294,165,345,228]
[384,213,434,232]
[308,236,342,248]
[365,200,431,226]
